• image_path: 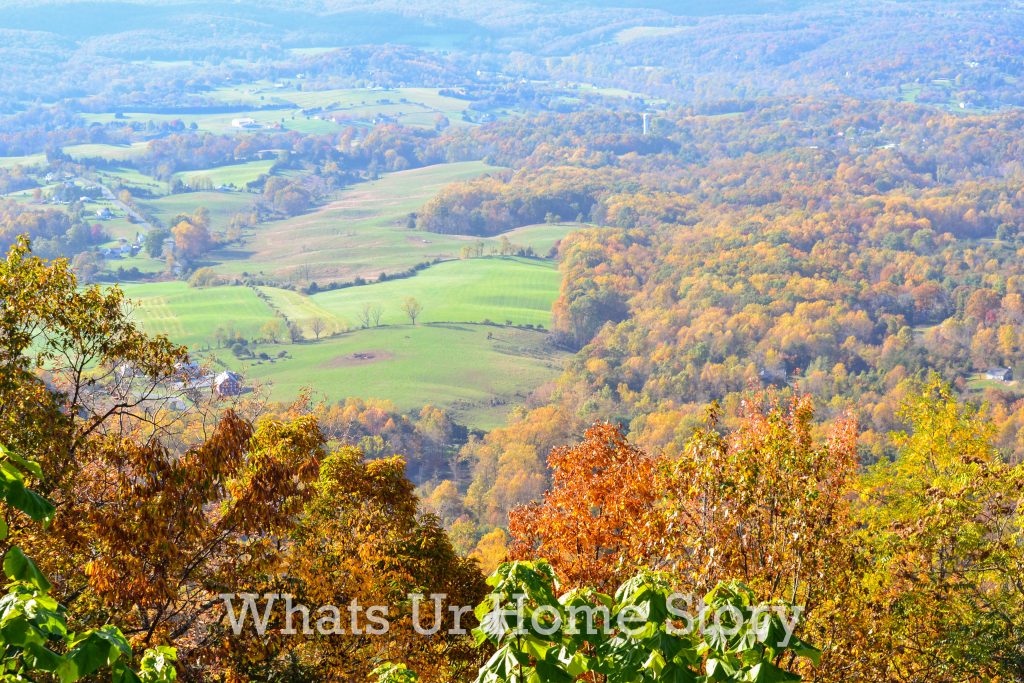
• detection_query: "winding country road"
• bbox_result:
[90,179,156,231]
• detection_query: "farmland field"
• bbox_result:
[76,86,482,136]
[115,251,566,424]
[614,26,687,43]
[217,323,568,428]
[141,192,257,229]
[107,158,578,425]
[501,223,578,255]
[210,160,504,282]
[0,154,47,169]
[64,143,149,162]
[96,167,167,196]
[172,159,277,189]
[119,257,560,345]
[117,282,276,348]
[208,85,475,128]
[308,257,559,329]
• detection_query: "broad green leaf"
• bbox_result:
[3,547,52,592]
[24,641,64,673]
[60,628,131,683]
[0,469,55,524]
[787,637,821,666]
[0,446,43,478]
[747,661,801,682]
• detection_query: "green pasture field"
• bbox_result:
[104,253,165,276]
[209,160,504,283]
[206,85,474,129]
[117,256,561,346]
[96,167,167,196]
[308,257,559,329]
[116,282,276,348]
[614,26,687,44]
[966,373,1020,393]
[172,160,277,190]
[0,154,47,169]
[501,223,579,255]
[63,143,149,162]
[140,192,257,230]
[209,323,568,428]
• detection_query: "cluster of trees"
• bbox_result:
[416,168,605,236]
[257,175,316,218]
[499,390,1024,681]
[0,199,106,260]
[0,106,113,155]
[0,165,37,195]
[121,124,449,196]
[314,398,466,483]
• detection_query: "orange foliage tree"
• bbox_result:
[508,422,663,592]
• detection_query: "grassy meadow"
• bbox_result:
[64,143,150,162]
[208,85,475,129]
[78,86,479,136]
[210,161,503,282]
[306,257,559,329]
[172,159,277,189]
[223,324,567,428]
[96,167,168,196]
[0,153,47,169]
[117,282,277,347]
[501,223,577,255]
[119,257,559,347]
[114,255,567,426]
[141,192,257,229]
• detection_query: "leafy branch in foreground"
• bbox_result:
[378,559,819,683]
[0,444,177,682]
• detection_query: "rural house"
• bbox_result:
[213,371,244,397]
[985,367,1013,382]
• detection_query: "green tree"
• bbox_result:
[187,267,219,288]
[144,228,171,258]
[373,663,419,683]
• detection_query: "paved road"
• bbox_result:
[89,178,156,231]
